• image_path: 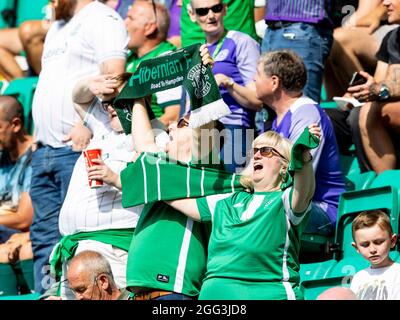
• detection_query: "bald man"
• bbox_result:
[0,95,33,263]
[46,250,131,300]
[317,287,358,300]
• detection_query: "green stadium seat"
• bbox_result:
[0,263,19,296]
[370,170,400,189]
[0,292,40,300]
[344,171,376,191]
[16,0,48,27]
[3,76,38,134]
[334,185,399,261]
[0,0,15,28]
[320,84,337,109]
[340,154,360,177]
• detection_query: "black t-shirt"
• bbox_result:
[376,26,400,64]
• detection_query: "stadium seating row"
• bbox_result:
[0,0,47,29]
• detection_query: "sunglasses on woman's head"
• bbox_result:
[194,3,223,16]
[101,97,116,112]
[253,146,287,161]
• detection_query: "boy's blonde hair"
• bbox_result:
[352,210,393,241]
[240,131,292,191]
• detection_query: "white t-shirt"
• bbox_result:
[350,262,400,300]
[59,101,141,235]
[32,1,128,147]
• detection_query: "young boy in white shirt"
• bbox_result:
[350,210,400,300]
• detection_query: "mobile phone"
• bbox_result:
[349,72,367,86]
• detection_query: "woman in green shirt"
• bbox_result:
[167,125,320,300]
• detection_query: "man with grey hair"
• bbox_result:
[254,50,345,237]
[125,0,182,126]
[45,250,131,300]
[66,250,131,300]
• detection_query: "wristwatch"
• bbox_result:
[378,84,390,101]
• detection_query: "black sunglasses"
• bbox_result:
[253,146,288,161]
[194,3,223,16]
[101,97,116,111]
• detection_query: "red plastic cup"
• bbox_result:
[83,148,103,188]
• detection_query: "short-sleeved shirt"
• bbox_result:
[196,189,309,300]
[0,148,32,243]
[59,100,142,235]
[126,41,182,119]
[272,97,345,226]
[350,263,400,300]
[376,26,400,65]
[126,192,211,296]
[265,0,332,24]
[209,30,260,128]
[32,1,128,148]
[180,0,258,47]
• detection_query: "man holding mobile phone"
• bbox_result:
[332,0,400,175]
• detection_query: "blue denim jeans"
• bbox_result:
[261,22,333,103]
[29,145,80,293]
[304,202,334,236]
[220,125,255,173]
[153,293,194,300]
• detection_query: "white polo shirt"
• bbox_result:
[32,1,128,147]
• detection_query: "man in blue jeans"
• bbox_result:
[29,0,127,293]
[256,0,334,133]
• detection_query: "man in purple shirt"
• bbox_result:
[256,0,334,134]
[261,0,333,103]
[254,50,345,236]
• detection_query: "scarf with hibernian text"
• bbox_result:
[113,43,230,134]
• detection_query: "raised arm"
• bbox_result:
[290,124,319,213]
[72,74,119,119]
[131,98,161,153]
[214,75,262,111]
[166,198,201,221]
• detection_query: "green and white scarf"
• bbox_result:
[114,43,230,134]
[121,152,244,208]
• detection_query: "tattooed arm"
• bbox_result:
[350,64,400,102]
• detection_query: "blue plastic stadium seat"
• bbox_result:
[3,76,38,134]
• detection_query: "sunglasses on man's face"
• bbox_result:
[253,146,287,161]
[101,98,116,112]
[194,3,223,16]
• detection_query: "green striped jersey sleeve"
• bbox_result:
[282,187,311,226]
[196,193,233,223]
[197,197,212,222]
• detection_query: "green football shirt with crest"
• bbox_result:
[196,188,310,300]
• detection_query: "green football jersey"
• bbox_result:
[181,0,258,47]
[126,41,181,119]
[126,201,211,296]
[196,189,309,300]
